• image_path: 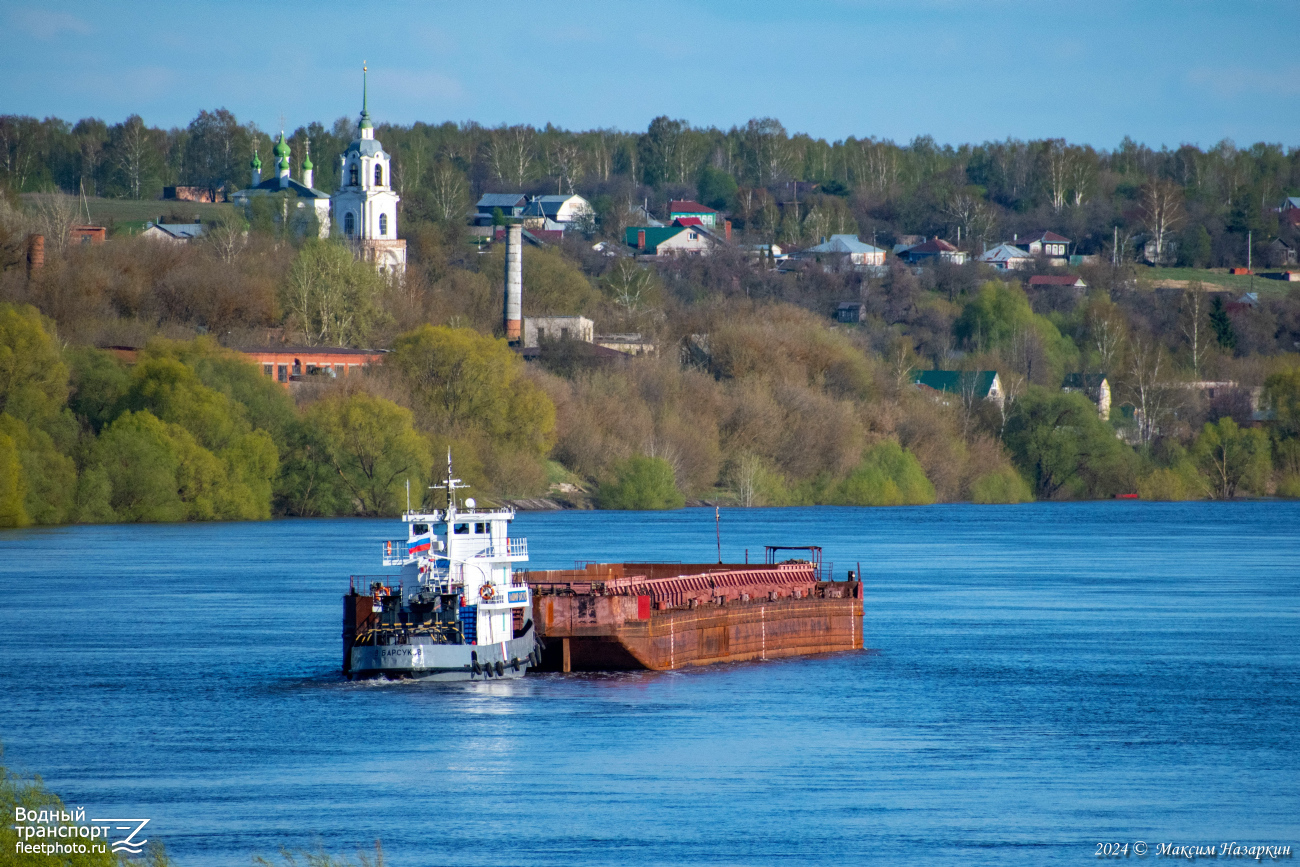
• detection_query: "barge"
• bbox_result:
[526,548,863,672]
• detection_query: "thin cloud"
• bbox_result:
[10,8,90,39]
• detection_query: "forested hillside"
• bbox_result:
[1,110,1300,526]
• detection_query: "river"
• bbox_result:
[1,502,1297,864]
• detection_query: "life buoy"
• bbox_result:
[385,541,392,556]
[479,584,496,602]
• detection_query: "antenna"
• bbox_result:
[406,478,410,513]
[429,448,468,511]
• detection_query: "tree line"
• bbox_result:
[3,110,1300,523]
[3,110,1300,264]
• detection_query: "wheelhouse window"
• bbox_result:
[474,523,487,534]
[453,523,469,535]
[412,524,429,535]
[374,164,383,185]
[379,213,388,236]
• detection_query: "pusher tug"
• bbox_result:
[342,456,538,681]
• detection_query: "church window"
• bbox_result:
[349,163,358,186]
[379,213,388,236]
[374,164,383,186]
[344,213,355,236]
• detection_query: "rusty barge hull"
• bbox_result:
[528,562,863,672]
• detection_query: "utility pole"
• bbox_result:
[1113,226,1118,267]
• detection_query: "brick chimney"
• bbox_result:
[724,220,732,242]
[26,234,44,277]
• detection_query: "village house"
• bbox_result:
[1062,373,1111,420]
[140,220,207,243]
[667,200,719,228]
[910,369,1004,410]
[521,194,594,231]
[977,243,1032,270]
[1013,231,1070,259]
[1265,238,1296,267]
[625,222,725,256]
[789,234,886,267]
[900,237,968,264]
[1280,196,1300,227]
[834,302,864,323]
[473,193,529,225]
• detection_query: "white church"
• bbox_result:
[331,68,406,274]
[233,67,406,275]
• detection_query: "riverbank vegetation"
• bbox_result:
[3,111,1300,524]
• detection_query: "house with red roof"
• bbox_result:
[668,200,719,228]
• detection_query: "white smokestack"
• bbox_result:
[504,224,522,342]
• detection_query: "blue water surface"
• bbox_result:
[1,502,1297,864]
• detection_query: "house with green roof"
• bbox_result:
[910,369,1004,409]
[625,222,724,256]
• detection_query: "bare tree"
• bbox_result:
[396,136,429,197]
[0,116,41,191]
[1139,179,1185,265]
[1068,147,1095,207]
[427,161,469,223]
[113,115,153,200]
[29,192,80,257]
[548,141,583,194]
[1087,305,1127,375]
[486,126,535,188]
[1126,337,1180,445]
[1045,139,1069,214]
[945,192,997,248]
[603,259,656,317]
[1179,285,1209,378]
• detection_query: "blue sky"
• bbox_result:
[3,0,1297,149]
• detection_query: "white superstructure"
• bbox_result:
[380,459,529,646]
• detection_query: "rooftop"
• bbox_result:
[668,200,718,214]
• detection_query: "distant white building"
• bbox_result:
[522,194,593,229]
[330,69,406,275]
[524,316,595,347]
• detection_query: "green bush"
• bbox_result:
[831,441,935,506]
[969,467,1033,504]
[1277,474,1300,498]
[597,456,684,510]
[1137,467,1204,501]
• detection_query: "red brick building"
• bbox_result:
[237,346,386,387]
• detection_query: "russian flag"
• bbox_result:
[409,537,432,556]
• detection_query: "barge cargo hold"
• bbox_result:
[526,549,863,672]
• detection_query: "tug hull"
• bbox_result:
[349,625,537,681]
